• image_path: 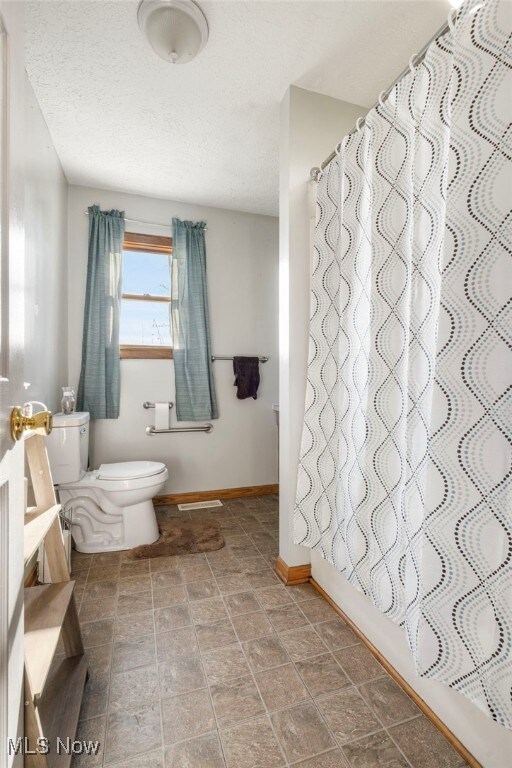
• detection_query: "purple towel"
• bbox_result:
[233,357,260,400]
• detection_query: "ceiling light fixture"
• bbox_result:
[138,0,209,65]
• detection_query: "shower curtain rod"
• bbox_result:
[310,10,455,181]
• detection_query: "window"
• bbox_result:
[120,232,173,359]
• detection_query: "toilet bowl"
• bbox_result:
[57,461,168,553]
[45,413,168,553]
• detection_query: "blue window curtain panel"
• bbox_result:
[77,205,125,419]
[170,218,218,421]
[294,0,511,728]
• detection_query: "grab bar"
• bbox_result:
[146,424,213,435]
[143,401,173,409]
[211,355,268,363]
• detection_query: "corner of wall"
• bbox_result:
[24,77,70,412]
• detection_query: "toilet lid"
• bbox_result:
[97,461,166,480]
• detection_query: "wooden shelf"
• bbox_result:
[24,582,75,702]
[24,505,61,564]
[22,433,86,768]
[38,655,88,768]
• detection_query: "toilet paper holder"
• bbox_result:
[143,400,213,435]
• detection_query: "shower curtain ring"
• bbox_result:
[356,117,364,132]
[378,90,387,108]
[335,136,348,155]
[448,8,457,34]
[408,53,418,72]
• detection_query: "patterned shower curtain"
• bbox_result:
[294,0,511,728]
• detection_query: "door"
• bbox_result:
[0,3,26,767]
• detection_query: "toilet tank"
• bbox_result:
[45,412,90,485]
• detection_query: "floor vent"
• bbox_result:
[178,500,223,511]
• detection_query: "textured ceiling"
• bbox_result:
[25,0,450,215]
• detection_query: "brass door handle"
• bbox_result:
[10,407,53,441]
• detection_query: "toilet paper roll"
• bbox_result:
[154,402,169,430]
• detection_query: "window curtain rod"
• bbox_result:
[83,211,208,231]
[310,8,457,181]
[83,210,172,229]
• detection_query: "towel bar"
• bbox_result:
[143,401,173,409]
[146,424,213,435]
[211,355,268,363]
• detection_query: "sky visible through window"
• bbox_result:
[120,250,172,346]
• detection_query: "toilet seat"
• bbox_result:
[97,461,166,481]
[57,464,168,494]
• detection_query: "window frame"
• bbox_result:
[120,231,173,360]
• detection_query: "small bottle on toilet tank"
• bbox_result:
[61,387,76,414]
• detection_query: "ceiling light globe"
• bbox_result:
[138,0,209,65]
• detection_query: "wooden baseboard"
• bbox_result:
[274,556,311,585]
[155,484,278,506]
[310,578,481,768]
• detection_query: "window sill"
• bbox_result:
[120,345,173,360]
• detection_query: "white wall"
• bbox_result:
[67,185,279,494]
[279,86,364,567]
[278,85,512,767]
[24,79,68,413]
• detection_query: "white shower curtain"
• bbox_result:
[295,0,511,728]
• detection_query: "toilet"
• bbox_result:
[45,412,168,553]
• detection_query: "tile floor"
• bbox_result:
[68,495,469,768]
